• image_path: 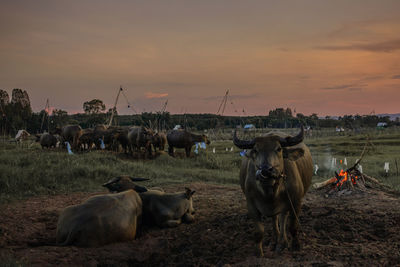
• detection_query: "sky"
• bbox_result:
[1,0,400,116]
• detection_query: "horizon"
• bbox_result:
[1,0,400,116]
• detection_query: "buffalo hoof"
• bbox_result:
[290,239,301,251]
[255,247,264,257]
[274,242,287,253]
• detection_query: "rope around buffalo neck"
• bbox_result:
[282,175,303,234]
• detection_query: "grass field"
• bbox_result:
[1,128,399,203]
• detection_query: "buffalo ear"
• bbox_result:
[283,147,304,161]
[185,187,196,199]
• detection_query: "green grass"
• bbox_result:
[1,129,400,203]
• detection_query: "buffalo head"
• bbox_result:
[233,126,305,191]
[102,176,149,193]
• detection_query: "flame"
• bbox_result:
[335,169,360,188]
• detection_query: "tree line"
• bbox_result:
[0,90,398,136]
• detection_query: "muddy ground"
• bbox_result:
[1,182,399,266]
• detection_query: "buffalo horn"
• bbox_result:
[128,177,150,182]
[279,125,304,147]
[233,130,255,149]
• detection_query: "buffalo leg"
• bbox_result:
[168,145,174,156]
[289,202,302,251]
[275,212,288,252]
[185,146,191,157]
[247,202,264,257]
[270,215,280,250]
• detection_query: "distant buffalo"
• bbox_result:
[152,132,167,152]
[37,133,58,149]
[167,130,210,157]
[128,127,154,157]
[55,125,83,150]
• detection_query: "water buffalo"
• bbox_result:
[78,128,95,150]
[233,126,312,256]
[140,188,196,228]
[109,126,131,153]
[55,125,83,150]
[128,127,154,157]
[94,124,107,132]
[56,181,144,247]
[152,132,167,152]
[167,130,210,157]
[38,133,58,149]
[102,177,195,228]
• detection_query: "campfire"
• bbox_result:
[313,140,383,197]
[313,166,382,197]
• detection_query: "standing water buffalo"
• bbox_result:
[56,176,147,247]
[55,125,83,150]
[233,126,312,256]
[167,130,210,157]
[36,133,59,148]
[128,127,154,157]
[152,132,167,152]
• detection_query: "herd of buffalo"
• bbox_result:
[36,124,210,158]
[37,124,312,257]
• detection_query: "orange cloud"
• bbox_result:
[145,92,168,99]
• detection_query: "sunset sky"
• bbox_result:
[1,0,400,116]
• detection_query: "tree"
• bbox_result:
[51,109,69,128]
[83,99,106,114]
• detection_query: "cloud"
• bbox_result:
[392,75,400,79]
[145,92,168,99]
[316,39,400,53]
[321,84,355,90]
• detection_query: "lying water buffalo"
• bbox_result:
[102,177,196,228]
[140,188,196,228]
[233,126,312,256]
[37,133,58,148]
[152,132,167,152]
[128,127,154,157]
[56,176,147,247]
[55,125,83,150]
[167,130,210,157]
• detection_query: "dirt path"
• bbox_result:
[1,183,399,266]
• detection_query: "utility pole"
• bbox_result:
[217,90,229,116]
[108,87,123,127]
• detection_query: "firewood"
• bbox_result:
[362,174,382,185]
[313,177,337,189]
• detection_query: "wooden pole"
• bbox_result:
[395,158,399,177]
